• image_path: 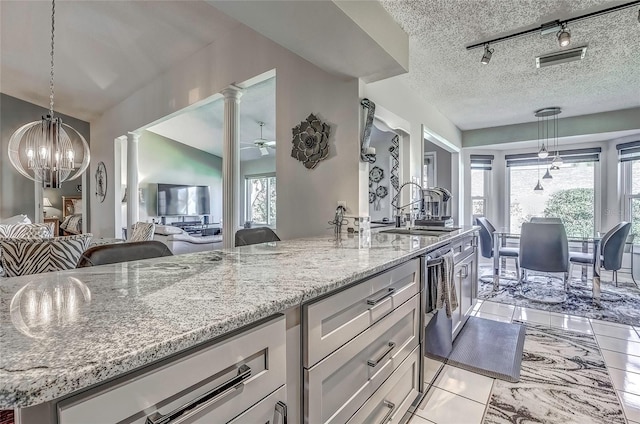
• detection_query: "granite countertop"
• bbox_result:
[0,227,475,409]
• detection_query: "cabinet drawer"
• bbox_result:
[304,259,419,367]
[304,295,419,424]
[452,234,475,263]
[347,345,421,424]
[227,385,286,424]
[58,316,286,424]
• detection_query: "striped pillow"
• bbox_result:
[130,222,155,242]
[0,234,93,277]
[0,223,53,238]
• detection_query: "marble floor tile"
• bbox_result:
[602,350,640,374]
[479,301,515,318]
[408,415,434,424]
[608,368,640,396]
[618,390,640,422]
[416,387,486,424]
[472,300,484,313]
[434,365,494,404]
[591,321,640,341]
[513,307,550,326]
[597,335,640,357]
[590,318,634,329]
[474,311,513,323]
[549,313,593,334]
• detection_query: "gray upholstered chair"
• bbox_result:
[530,217,563,223]
[569,222,631,286]
[476,217,519,280]
[235,227,280,247]
[77,240,172,267]
[519,222,569,293]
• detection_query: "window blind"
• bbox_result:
[505,147,600,167]
[470,154,494,170]
[617,141,640,162]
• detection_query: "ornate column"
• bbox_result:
[221,85,243,248]
[126,132,140,239]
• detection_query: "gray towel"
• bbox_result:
[436,250,458,318]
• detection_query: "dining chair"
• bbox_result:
[569,222,631,287]
[77,240,173,267]
[519,222,569,299]
[475,217,519,281]
[530,217,563,223]
[235,227,280,247]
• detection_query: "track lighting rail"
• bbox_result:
[466,0,640,50]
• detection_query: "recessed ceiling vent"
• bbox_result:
[536,46,587,68]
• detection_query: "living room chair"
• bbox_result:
[235,227,280,246]
[475,217,519,282]
[77,240,173,267]
[519,222,569,302]
[0,234,93,277]
[569,222,631,287]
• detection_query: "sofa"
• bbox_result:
[153,225,223,255]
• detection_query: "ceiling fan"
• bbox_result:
[241,122,276,156]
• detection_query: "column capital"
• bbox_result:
[221,84,244,100]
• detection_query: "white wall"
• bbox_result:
[90,20,361,239]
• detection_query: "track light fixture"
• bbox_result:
[557,24,571,47]
[466,1,640,56]
[481,44,493,64]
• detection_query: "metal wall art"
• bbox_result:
[94,161,107,203]
[360,98,376,163]
[369,166,388,211]
[291,114,331,169]
[389,134,400,194]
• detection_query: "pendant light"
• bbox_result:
[7,0,90,188]
[543,168,553,179]
[534,158,544,191]
[535,107,562,170]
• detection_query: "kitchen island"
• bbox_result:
[0,227,477,423]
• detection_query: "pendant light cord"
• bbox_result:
[49,0,55,117]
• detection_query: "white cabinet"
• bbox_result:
[303,259,419,368]
[304,295,419,424]
[57,316,287,424]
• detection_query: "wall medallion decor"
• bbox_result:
[369,166,388,211]
[291,114,331,169]
[94,161,107,203]
[360,98,376,163]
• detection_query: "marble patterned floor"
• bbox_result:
[407,300,640,424]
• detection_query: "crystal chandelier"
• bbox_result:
[7,0,89,189]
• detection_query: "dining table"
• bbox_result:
[492,229,603,306]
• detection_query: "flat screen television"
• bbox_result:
[156,184,211,216]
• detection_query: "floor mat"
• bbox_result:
[483,323,625,424]
[446,316,526,382]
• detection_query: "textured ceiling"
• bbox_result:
[380,0,640,130]
[0,1,240,121]
[146,77,275,162]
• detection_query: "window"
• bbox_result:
[619,141,640,236]
[470,154,493,222]
[506,148,600,237]
[245,175,276,226]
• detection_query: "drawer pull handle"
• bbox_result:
[274,401,288,424]
[367,287,395,306]
[368,341,396,367]
[380,400,396,423]
[145,364,251,424]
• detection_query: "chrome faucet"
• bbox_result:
[390,181,425,227]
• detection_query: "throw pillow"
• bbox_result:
[71,199,83,214]
[0,223,53,238]
[130,222,155,242]
[0,214,31,225]
[0,234,93,277]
